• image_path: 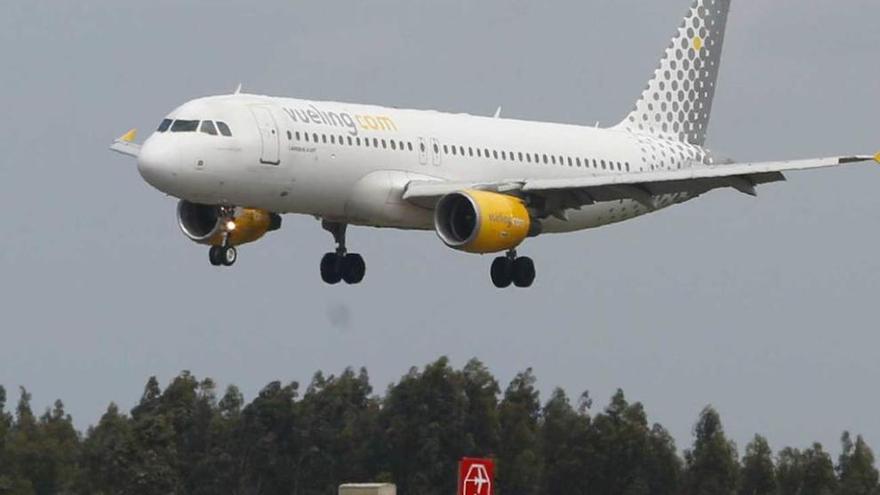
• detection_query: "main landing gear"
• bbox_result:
[320,221,366,285]
[490,250,536,289]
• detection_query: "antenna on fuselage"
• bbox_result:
[493,106,502,119]
[234,83,243,95]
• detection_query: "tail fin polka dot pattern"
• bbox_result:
[616,0,732,146]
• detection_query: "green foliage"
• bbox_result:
[683,406,739,495]
[777,443,838,495]
[837,432,880,495]
[739,435,776,495]
[1,361,879,495]
[498,368,541,495]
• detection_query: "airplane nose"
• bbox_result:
[137,139,176,191]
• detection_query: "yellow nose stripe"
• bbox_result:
[693,36,704,51]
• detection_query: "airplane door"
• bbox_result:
[418,137,428,165]
[430,138,442,166]
[250,106,281,165]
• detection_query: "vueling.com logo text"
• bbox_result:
[282,105,397,137]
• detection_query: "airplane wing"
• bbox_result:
[109,129,140,158]
[403,155,879,215]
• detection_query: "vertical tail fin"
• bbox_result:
[616,0,732,146]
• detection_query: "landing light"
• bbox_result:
[226,221,237,231]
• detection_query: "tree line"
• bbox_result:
[1,357,878,495]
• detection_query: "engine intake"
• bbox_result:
[434,190,531,254]
[177,200,281,247]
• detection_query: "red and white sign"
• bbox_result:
[458,458,494,495]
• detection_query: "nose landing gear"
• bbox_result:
[320,221,366,285]
[209,207,238,267]
[490,250,536,289]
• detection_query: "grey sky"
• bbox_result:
[1,0,878,458]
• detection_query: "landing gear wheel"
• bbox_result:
[341,253,366,285]
[512,256,536,288]
[321,253,343,285]
[220,246,237,266]
[208,246,222,266]
[491,257,513,288]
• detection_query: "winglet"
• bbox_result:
[493,107,502,119]
[110,129,141,158]
[119,129,137,143]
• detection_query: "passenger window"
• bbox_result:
[420,142,426,152]
[469,147,474,157]
[543,154,548,164]
[518,152,524,162]
[200,121,218,136]
[304,133,310,142]
[330,135,336,144]
[322,135,328,144]
[433,143,439,154]
[348,136,353,146]
[286,130,292,140]
[459,146,465,156]
[443,145,448,154]
[391,140,397,150]
[382,139,387,149]
[295,131,301,141]
[216,121,232,136]
[484,149,490,158]
[374,138,379,147]
[157,119,173,132]
[576,158,582,167]
[551,156,556,165]
[407,142,413,151]
[451,146,456,155]
[171,120,199,132]
[493,150,498,159]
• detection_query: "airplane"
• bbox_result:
[111,0,878,289]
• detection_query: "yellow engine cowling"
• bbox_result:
[177,200,282,247]
[434,190,531,254]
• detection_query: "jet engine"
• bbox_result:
[434,190,532,254]
[177,200,281,247]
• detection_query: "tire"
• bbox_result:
[512,257,536,288]
[490,257,513,288]
[209,246,222,266]
[341,253,366,285]
[320,253,342,284]
[221,246,237,266]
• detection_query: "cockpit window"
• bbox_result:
[157,119,173,132]
[200,120,218,136]
[171,120,200,132]
[216,121,232,137]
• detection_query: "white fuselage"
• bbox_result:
[137,94,718,234]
